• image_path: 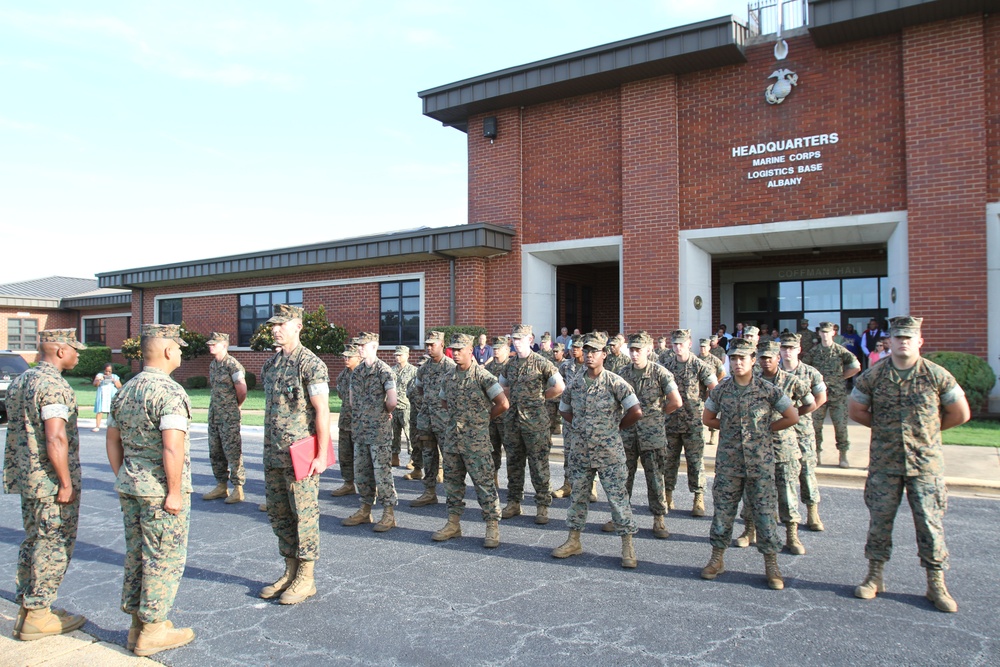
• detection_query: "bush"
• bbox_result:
[249,305,348,356]
[245,371,257,391]
[429,325,488,343]
[70,346,112,378]
[122,371,139,383]
[924,351,997,414]
[186,376,208,389]
[112,363,131,377]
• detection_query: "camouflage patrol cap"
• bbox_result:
[266,304,303,324]
[341,344,359,358]
[727,337,756,357]
[582,331,609,351]
[356,331,379,345]
[424,330,445,344]
[570,334,584,348]
[510,324,532,339]
[799,318,810,328]
[540,333,552,343]
[38,328,86,350]
[710,335,719,343]
[206,332,229,345]
[779,332,801,347]
[492,335,510,349]
[699,338,712,347]
[552,342,565,353]
[889,315,923,338]
[744,325,760,337]
[758,341,781,358]
[627,331,653,349]
[394,345,410,355]
[670,329,691,343]
[448,333,474,350]
[350,337,361,345]
[140,323,188,347]
[610,334,625,346]
[818,321,835,332]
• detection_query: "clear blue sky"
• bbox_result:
[0,0,754,285]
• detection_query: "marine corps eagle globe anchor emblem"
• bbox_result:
[765,68,798,105]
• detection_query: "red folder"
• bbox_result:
[289,435,336,481]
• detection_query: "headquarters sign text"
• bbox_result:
[733,132,839,188]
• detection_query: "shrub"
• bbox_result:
[186,376,208,389]
[112,363,131,377]
[244,371,257,391]
[122,371,139,383]
[924,351,997,414]
[70,346,112,378]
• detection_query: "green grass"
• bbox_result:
[941,420,1000,447]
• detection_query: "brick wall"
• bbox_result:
[1,307,80,363]
[986,13,1000,202]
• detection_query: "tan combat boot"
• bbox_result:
[331,481,356,497]
[926,569,958,612]
[224,485,244,504]
[202,482,228,501]
[410,490,438,507]
[403,468,424,481]
[279,561,316,605]
[12,606,26,638]
[854,560,886,600]
[258,502,267,512]
[484,520,500,548]
[126,612,141,651]
[501,501,521,519]
[552,481,572,499]
[589,480,599,502]
[373,505,396,533]
[551,530,583,558]
[342,503,372,526]
[260,556,299,599]
[806,503,825,531]
[432,514,462,541]
[18,607,86,641]
[734,518,756,548]
[133,620,195,656]
[652,515,669,539]
[785,522,805,555]
[391,453,400,467]
[839,450,850,468]
[701,547,726,579]
[406,460,415,470]
[691,492,706,517]
[601,519,615,533]
[764,553,784,590]
[621,534,637,568]
[665,491,675,510]
[534,506,549,525]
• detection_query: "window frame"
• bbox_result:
[158,299,183,326]
[237,289,303,347]
[7,318,39,351]
[379,280,421,348]
[84,318,107,347]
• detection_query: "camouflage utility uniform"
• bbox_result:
[803,342,860,454]
[484,354,509,473]
[335,365,354,485]
[660,354,716,496]
[414,354,457,491]
[392,359,417,458]
[558,356,585,490]
[761,368,814,525]
[782,359,826,508]
[350,358,397,508]
[207,354,246,487]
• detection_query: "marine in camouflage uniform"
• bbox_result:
[553,332,641,568]
[331,344,359,496]
[3,328,87,640]
[107,323,196,653]
[484,337,512,474]
[544,342,566,434]
[412,331,456,506]
[552,336,585,498]
[499,324,564,524]
[659,330,718,514]
[796,319,815,359]
[260,305,331,605]
[344,332,398,531]
[613,332,681,539]
[203,332,247,502]
[391,345,417,465]
[778,333,828,531]
[700,337,798,590]
[698,337,726,447]
[405,363,425,474]
[802,322,861,466]
[603,334,630,376]
[849,316,970,612]
[433,334,509,546]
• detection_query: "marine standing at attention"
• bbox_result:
[202,332,248,504]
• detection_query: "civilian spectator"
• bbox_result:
[473,334,493,365]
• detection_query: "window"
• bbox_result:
[158,299,182,325]
[238,289,303,346]
[84,318,106,347]
[8,318,38,351]
[380,280,420,347]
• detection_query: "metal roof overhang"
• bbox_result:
[809,0,1000,47]
[419,16,750,132]
[97,223,514,289]
[61,292,133,309]
[0,296,61,309]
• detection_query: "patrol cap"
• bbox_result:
[394,345,410,355]
[424,330,445,345]
[570,334,584,349]
[207,332,229,345]
[581,331,608,351]
[540,333,552,343]
[758,341,781,358]
[492,335,510,349]
[744,325,760,337]
[799,318,810,328]
[140,323,188,347]
[710,335,719,343]
[266,304,303,324]
[627,331,653,349]
[448,333,474,350]
[699,338,711,347]
[510,324,532,339]
[889,315,923,338]
[552,343,565,353]
[356,331,379,345]
[727,338,756,357]
[341,344,359,358]
[818,322,836,332]
[39,328,86,350]
[670,329,691,343]
[610,334,625,346]
[779,332,801,347]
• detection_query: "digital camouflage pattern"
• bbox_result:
[803,341,860,452]
[604,351,630,376]
[208,354,246,486]
[407,377,423,469]
[392,361,417,455]
[16,496,79,609]
[558,357,586,488]
[660,353,716,494]
[262,345,329,561]
[559,368,639,535]
[415,355,456,489]
[440,363,504,520]
[350,358,397,508]
[484,356,509,471]
[499,352,561,506]
[336,366,354,483]
[705,376,793,554]
[782,360,826,505]
[852,356,964,569]
[760,366,813,525]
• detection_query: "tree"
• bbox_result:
[249,305,348,356]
